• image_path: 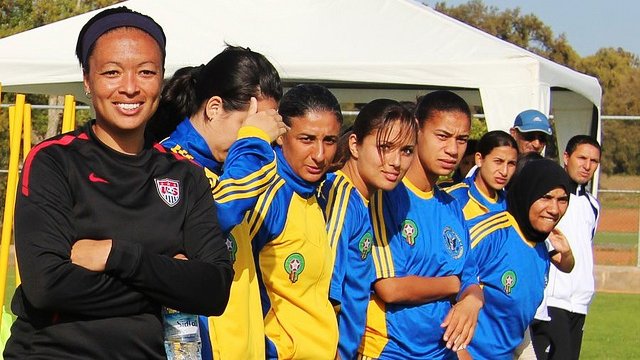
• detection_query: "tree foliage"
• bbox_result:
[433,0,580,68]
[431,0,640,175]
[0,0,122,38]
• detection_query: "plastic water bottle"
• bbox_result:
[163,307,202,360]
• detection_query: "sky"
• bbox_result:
[429,0,640,57]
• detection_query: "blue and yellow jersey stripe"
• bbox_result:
[318,171,376,359]
[323,171,353,254]
[470,211,512,248]
[369,189,395,279]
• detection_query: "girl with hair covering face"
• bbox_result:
[461,159,575,360]
[149,45,286,360]
[4,7,232,359]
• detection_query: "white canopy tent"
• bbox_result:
[0,0,601,155]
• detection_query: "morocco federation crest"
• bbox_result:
[155,178,181,207]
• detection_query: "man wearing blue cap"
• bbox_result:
[510,109,554,360]
[464,109,552,181]
[509,109,553,154]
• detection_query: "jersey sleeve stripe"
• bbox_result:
[21,134,80,197]
[370,192,394,278]
[326,180,351,254]
[470,213,511,248]
[324,175,346,222]
[214,188,271,204]
[248,178,286,240]
[213,160,276,197]
[469,212,508,238]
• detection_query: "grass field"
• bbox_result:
[594,232,638,247]
[582,292,640,359]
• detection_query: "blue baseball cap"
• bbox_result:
[513,109,552,135]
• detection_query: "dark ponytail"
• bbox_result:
[147,66,203,141]
[147,45,282,141]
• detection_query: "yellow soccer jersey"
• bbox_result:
[163,121,276,359]
[250,147,338,359]
[208,220,265,359]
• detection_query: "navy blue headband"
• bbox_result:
[80,11,166,67]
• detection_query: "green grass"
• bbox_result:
[582,292,640,359]
[595,232,639,247]
[599,193,640,209]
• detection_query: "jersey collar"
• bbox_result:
[275,145,322,198]
[164,118,223,174]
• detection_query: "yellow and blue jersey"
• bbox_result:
[466,211,550,360]
[444,173,507,220]
[162,119,275,360]
[360,178,478,360]
[318,171,376,360]
[162,118,277,234]
[250,146,338,360]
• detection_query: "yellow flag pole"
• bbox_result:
[62,95,75,133]
[14,104,32,288]
[7,107,15,147]
[71,100,76,131]
[0,94,25,306]
[22,104,31,163]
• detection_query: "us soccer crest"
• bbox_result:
[284,253,305,283]
[401,219,418,246]
[442,226,464,259]
[501,270,517,295]
[155,178,180,207]
[359,232,373,260]
[225,234,238,262]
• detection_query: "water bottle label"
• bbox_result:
[164,311,199,338]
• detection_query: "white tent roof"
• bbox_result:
[0,0,601,144]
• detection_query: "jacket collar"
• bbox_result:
[275,146,322,198]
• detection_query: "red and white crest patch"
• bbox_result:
[155,178,180,207]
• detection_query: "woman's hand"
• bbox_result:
[441,284,483,352]
[548,227,570,254]
[71,239,113,272]
[549,228,575,272]
[242,97,289,142]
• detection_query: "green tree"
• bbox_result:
[1,0,123,37]
[432,0,580,68]
[429,0,640,175]
[579,48,640,115]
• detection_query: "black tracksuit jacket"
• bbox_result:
[4,121,233,359]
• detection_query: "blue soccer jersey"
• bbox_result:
[359,178,477,360]
[444,172,507,221]
[318,171,376,360]
[466,211,550,360]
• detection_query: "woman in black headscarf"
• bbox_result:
[459,158,575,360]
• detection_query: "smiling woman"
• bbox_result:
[317,99,418,359]
[462,158,575,360]
[83,26,163,153]
[3,7,232,359]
